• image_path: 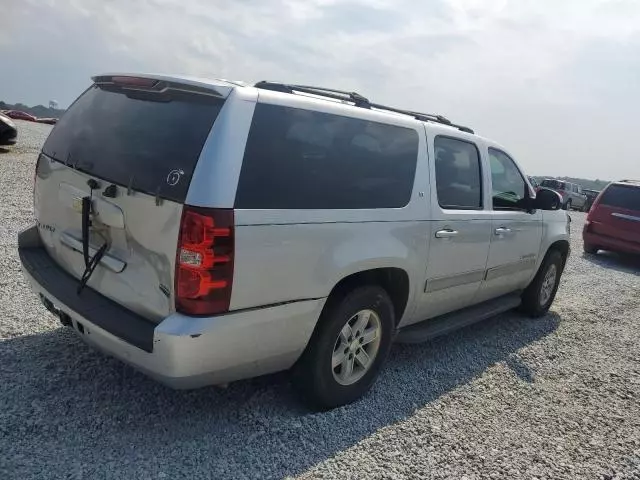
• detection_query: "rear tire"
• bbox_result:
[293,286,395,410]
[584,243,599,254]
[520,250,564,318]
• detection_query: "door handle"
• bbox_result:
[494,227,512,236]
[435,229,459,239]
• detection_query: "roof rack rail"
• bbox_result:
[254,81,474,134]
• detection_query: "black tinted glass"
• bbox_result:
[599,185,640,210]
[489,148,527,210]
[541,179,565,190]
[434,136,482,209]
[235,104,419,209]
[42,85,224,202]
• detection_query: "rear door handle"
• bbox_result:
[494,227,512,236]
[435,229,459,239]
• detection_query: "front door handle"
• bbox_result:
[435,229,459,239]
[494,227,512,236]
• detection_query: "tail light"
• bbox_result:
[111,76,159,89]
[175,206,234,316]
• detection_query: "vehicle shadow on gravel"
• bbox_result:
[583,251,640,275]
[1,311,560,478]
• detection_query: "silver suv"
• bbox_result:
[19,74,570,409]
[539,179,587,211]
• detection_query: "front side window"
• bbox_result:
[489,148,528,210]
[434,136,482,209]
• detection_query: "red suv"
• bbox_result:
[583,180,640,255]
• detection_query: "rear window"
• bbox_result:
[599,184,640,211]
[42,85,224,202]
[235,104,419,209]
[540,179,566,190]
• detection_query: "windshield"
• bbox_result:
[42,85,224,202]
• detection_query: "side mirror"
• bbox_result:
[533,188,563,210]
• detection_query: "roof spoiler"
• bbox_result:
[92,73,234,98]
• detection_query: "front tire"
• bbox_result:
[564,199,572,211]
[293,286,395,410]
[520,250,564,317]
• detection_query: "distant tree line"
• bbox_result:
[0,100,65,119]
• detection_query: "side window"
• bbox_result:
[434,136,482,209]
[235,104,419,209]
[488,148,528,210]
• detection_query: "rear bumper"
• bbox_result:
[583,227,640,255]
[18,226,324,388]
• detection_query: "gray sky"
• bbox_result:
[2,0,639,180]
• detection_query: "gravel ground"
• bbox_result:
[1,121,639,480]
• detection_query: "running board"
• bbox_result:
[396,293,522,344]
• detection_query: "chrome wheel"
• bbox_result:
[332,309,382,386]
[539,263,558,306]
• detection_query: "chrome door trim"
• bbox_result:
[484,257,537,281]
[612,212,640,222]
[425,269,485,293]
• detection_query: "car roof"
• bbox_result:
[612,179,640,188]
[93,73,505,147]
[250,81,506,147]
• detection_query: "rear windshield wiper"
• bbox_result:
[77,182,109,294]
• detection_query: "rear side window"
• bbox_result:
[42,85,224,202]
[235,104,419,209]
[434,136,482,209]
[599,185,640,210]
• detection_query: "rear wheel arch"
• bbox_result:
[292,267,410,372]
[323,268,411,326]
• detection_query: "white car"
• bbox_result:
[19,74,570,409]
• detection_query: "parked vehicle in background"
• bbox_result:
[5,110,37,122]
[35,118,58,125]
[583,180,640,255]
[583,188,600,211]
[18,74,570,409]
[0,112,18,145]
[539,179,587,211]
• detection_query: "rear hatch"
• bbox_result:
[34,75,227,322]
[589,183,640,244]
